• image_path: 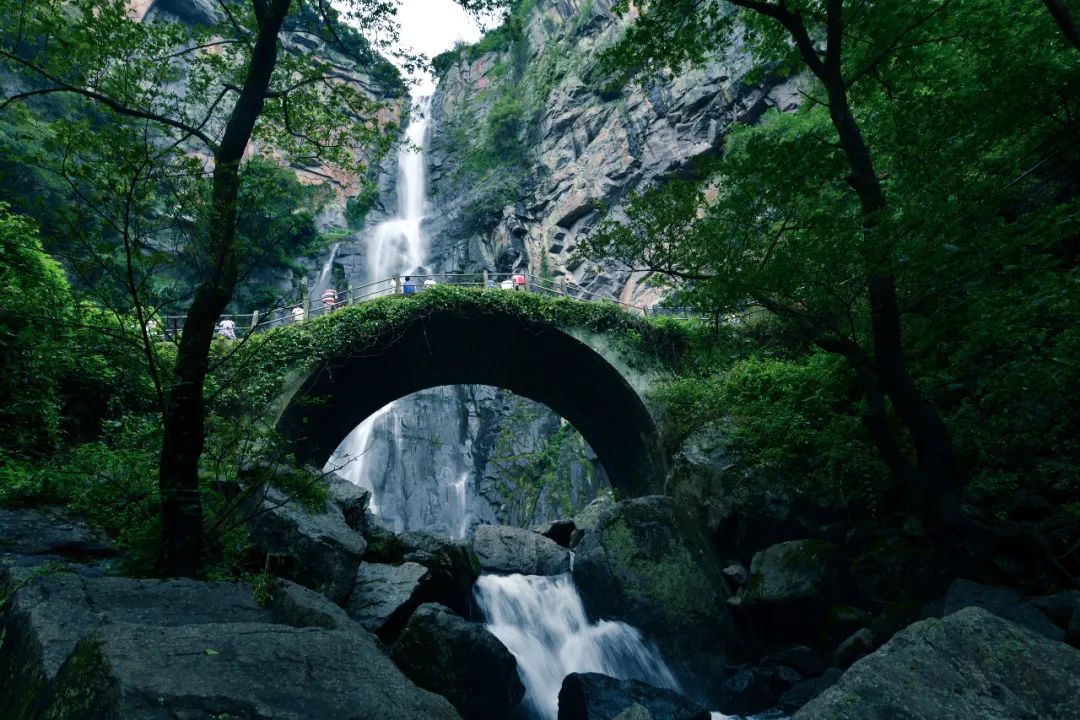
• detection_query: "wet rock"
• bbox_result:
[0,507,117,561]
[346,561,431,640]
[557,672,710,720]
[244,482,368,604]
[391,603,524,720]
[824,605,873,646]
[270,578,352,630]
[473,524,571,576]
[718,663,802,716]
[721,563,748,586]
[942,578,1062,641]
[832,628,874,669]
[1028,589,1080,627]
[777,668,843,714]
[738,539,847,644]
[570,496,731,690]
[45,622,462,720]
[794,607,1080,720]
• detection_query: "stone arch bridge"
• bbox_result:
[267,287,686,497]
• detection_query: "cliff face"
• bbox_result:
[424,0,797,306]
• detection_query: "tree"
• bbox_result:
[0,0,406,575]
[596,0,1079,525]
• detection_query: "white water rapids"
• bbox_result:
[474,573,682,720]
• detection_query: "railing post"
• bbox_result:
[250,309,260,332]
[524,275,531,293]
[346,283,354,306]
[558,277,566,295]
[393,274,401,294]
[302,285,310,319]
[482,270,489,289]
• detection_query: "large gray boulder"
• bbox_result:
[326,473,371,534]
[44,622,461,720]
[0,507,117,561]
[473,524,571,576]
[942,578,1063,641]
[244,482,368,604]
[557,673,709,720]
[794,607,1080,720]
[391,603,524,720]
[346,561,431,640]
[570,496,731,683]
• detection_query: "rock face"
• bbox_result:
[941,578,1063,641]
[391,603,524,720]
[794,607,1080,720]
[0,506,117,562]
[473,524,571,575]
[243,480,368,604]
[346,561,431,640]
[570,496,731,686]
[557,673,710,720]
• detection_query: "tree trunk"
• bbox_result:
[1043,0,1080,53]
[159,0,292,577]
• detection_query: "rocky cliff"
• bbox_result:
[423,0,799,305]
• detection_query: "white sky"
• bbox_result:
[339,0,496,95]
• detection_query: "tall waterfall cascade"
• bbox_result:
[474,573,682,720]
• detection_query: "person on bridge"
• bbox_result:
[291,306,304,323]
[321,288,338,312]
[403,276,416,295]
[215,318,236,341]
[512,273,526,291]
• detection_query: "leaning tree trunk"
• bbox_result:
[159,0,292,577]
[1043,0,1080,53]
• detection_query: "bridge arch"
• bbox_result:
[275,294,669,497]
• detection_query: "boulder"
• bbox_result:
[942,578,1062,641]
[400,531,481,616]
[570,496,731,683]
[1029,589,1080,626]
[832,628,874,669]
[777,668,843,713]
[0,507,117,561]
[717,663,802,716]
[557,673,710,720]
[721,563,748,587]
[244,483,368,604]
[326,473,371,534]
[270,578,352,630]
[794,607,1080,720]
[737,539,847,644]
[473,524,571,576]
[346,561,431,640]
[391,603,524,720]
[1068,607,1080,648]
[44,622,461,719]
[0,569,273,718]
[765,645,826,678]
[536,519,576,547]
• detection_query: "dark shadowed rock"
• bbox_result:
[832,628,874,669]
[0,507,117,561]
[570,496,731,687]
[717,663,801,716]
[777,668,843,713]
[44,622,462,720]
[346,561,431,640]
[536,519,577,547]
[270,578,352,629]
[794,607,1080,720]
[1068,607,1080,648]
[942,578,1062,641]
[1029,589,1080,626]
[473,524,571,575]
[244,483,368,604]
[765,645,826,677]
[391,603,524,720]
[400,531,481,616]
[557,673,709,720]
[737,539,847,645]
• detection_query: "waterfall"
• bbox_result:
[326,402,395,516]
[474,573,681,720]
[368,95,432,285]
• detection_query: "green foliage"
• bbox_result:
[345,181,379,230]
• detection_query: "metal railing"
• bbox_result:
[160,271,701,339]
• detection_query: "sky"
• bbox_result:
[339,0,496,94]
